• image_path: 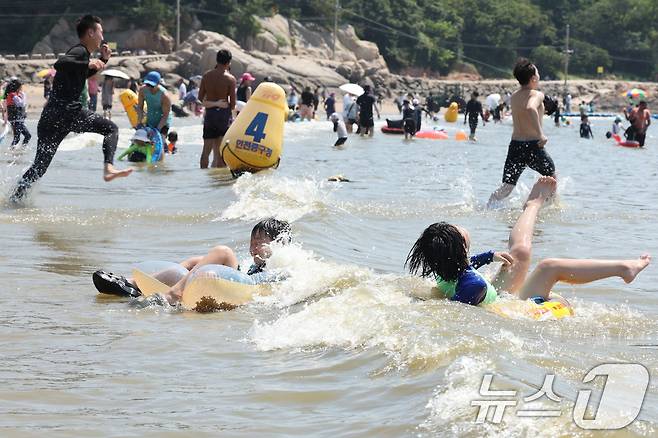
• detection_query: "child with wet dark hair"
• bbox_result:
[408,177,650,306]
[247,218,292,273]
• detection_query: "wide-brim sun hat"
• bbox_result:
[131,129,150,143]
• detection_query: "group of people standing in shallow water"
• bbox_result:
[2,14,651,312]
[98,57,651,313]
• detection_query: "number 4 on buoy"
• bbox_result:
[222,83,286,173]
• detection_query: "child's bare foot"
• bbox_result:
[525,176,557,207]
[622,254,651,283]
[103,164,133,182]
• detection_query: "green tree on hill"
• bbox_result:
[0,0,656,80]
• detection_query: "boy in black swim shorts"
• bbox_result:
[501,140,555,186]
[488,58,556,206]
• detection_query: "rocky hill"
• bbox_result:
[1,14,656,111]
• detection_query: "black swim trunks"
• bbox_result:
[203,107,232,139]
[468,119,478,135]
[502,140,555,185]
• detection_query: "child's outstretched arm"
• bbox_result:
[470,251,514,269]
[117,143,138,161]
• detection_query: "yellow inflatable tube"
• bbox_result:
[221,82,287,173]
[484,294,574,321]
[120,89,143,128]
[132,268,271,310]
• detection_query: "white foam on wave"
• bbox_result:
[58,132,103,152]
[251,274,415,352]
[419,356,581,437]
[219,171,336,222]
[260,242,371,307]
[252,245,484,370]
[56,127,139,152]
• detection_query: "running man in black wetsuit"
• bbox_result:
[463,92,485,141]
[11,15,132,202]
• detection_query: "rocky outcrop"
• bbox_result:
[4,15,653,111]
[31,18,174,55]
[250,14,392,88]
[121,29,174,53]
[32,19,79,55]
[171,29,355,88]
[26,14,393,90]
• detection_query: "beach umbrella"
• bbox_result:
[626,88,646,103]
[486,93,501,109]
[339,83,364,96]
[36,68,55,78]
[101,69,130,80]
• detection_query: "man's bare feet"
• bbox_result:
[525,176,557,207]
[103,164,133,182]
[622,254,651,283]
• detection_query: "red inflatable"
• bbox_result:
[415,130,448,140]
[612,134,641,148]
[381,126,404,134]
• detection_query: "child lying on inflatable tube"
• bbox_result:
[93,218,291,304]
[406,177,650,308]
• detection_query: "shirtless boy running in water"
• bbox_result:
[488,58,556,206]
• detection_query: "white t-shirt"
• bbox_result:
[178,83,187,101]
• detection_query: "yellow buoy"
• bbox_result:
[221,82,287,172]
[455,130,468,141]
[120,89,143,128]
[444,102,459,123]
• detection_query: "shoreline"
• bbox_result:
[15,77,654,120]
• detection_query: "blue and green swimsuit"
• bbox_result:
[435,251,498,305]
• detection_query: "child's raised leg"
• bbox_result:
[492,176,557,293]
[518,255,651,300]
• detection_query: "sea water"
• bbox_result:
[0,114,656,437]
